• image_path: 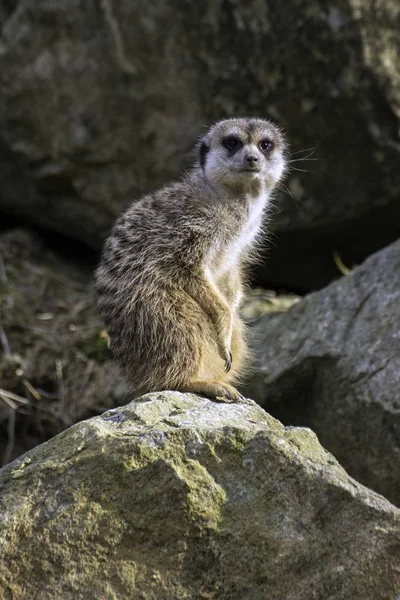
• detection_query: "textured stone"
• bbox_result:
[0,1,400,288]
[243,239,400,506]
[0,392,399,599]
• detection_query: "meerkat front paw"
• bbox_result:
[216,341,232,372]
[224,350,233,373]
[179,380,244,403]
[213,382,245,403]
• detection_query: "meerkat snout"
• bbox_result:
[200,117,287,191]
[245,152,260,166]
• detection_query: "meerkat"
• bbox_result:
[95,117,287,402]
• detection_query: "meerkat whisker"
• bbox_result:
[289,147,318,160]
[277,183,307,215]
[289,146,317,156]
[286,166,310,173]
[277,183,294,198]
[289,157,319,163]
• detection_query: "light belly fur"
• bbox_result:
[214,190,268,280]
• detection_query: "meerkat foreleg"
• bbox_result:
[184,273,233,371]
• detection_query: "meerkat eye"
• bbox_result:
[259,140,274,152]
[222,136,243,152]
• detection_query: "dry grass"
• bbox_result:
[0,229,126,465]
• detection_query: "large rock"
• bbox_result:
[0,228,124,464]
[1,0,400,289]
[243,239,400,506]
[0,392,399,599]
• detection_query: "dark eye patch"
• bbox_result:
[222,136,243,152]
[199,141,210,169]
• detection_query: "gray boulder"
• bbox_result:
[1,0,400,288]
[0,392,399,599]
[243,239,400,506]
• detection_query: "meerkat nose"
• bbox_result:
[245,154,259,164]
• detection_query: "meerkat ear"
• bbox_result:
[199,139,210,170]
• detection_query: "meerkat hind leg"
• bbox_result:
[179,379,244,403]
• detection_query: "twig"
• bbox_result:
[2,408,16,466]
[0,394,17,410]
[0,326,11,355]
[34,388,59,400]
[333,252,351,276]
[0,388,30,405]
[56,359,66,420]
[78,360,94,399]
[22,379,42,400]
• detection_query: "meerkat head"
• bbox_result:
[199,118,287,192]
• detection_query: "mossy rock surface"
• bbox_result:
[0,392,399,599]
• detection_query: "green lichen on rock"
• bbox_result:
[0,392,399,599]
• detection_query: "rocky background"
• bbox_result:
[0,1,400,594]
